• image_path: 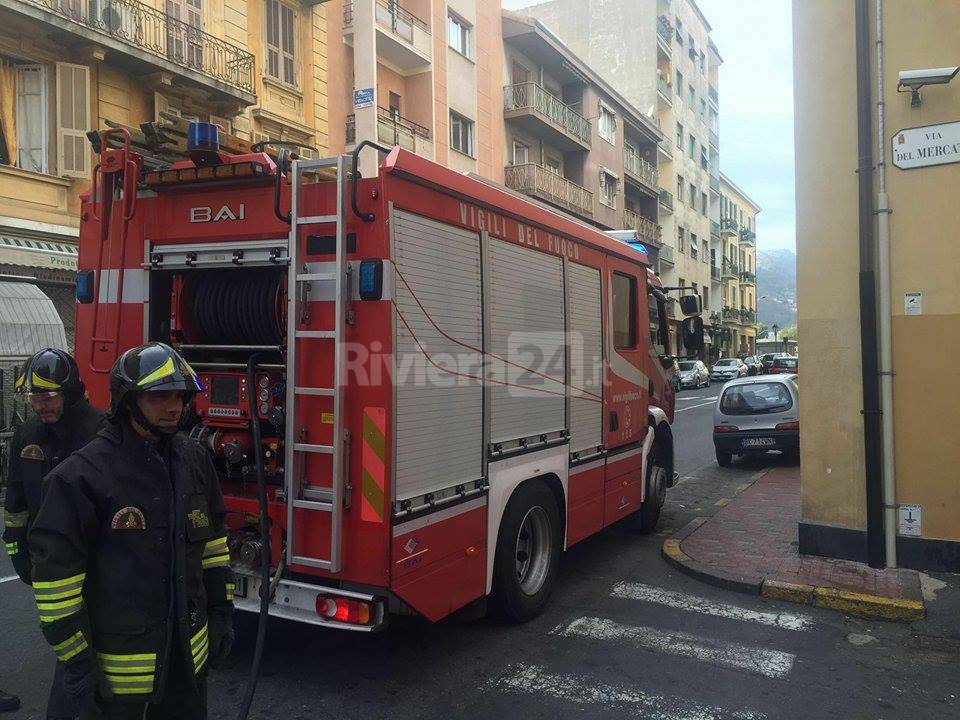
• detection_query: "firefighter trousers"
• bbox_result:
[79,652,207,720]
[47,659,79,719]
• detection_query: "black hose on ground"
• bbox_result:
[236,352,272,720]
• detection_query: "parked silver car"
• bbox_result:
[713,375,800,466]
[677,360,710,389]
[710,357,748,382]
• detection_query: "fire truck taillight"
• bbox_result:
[144,161,263,187]
[316,596,372,625]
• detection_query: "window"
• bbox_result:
[701,99,707,119]
[702,286,709,309]
[613,272,637,349]
[388,92,402,119]
[676,122,683,149]
[690,233,698,258]
[448,13,472,58]
[512,141,529,165]
[676,174,684,202]
[675,70,683,96]
[167,0,204,68]
[600,170,617,209]
[688,134,696,158]
[0,59,90,178]
[675,17,683,43]
[702,240,709,263]
[648,290,666,355]
[545,155,561,174]
[688,182,696,206]
[688,83,695,106]
[700,51,706,74]
[265,0,296,86]
[450,111,474,156]
[677,227,685,252]
[599,105,616,143]
[701,191,708,215]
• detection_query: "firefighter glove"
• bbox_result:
[208,612,234,668]
[11,555,31,586]
[61,656,107,703]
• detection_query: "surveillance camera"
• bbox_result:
[897,67,959,89]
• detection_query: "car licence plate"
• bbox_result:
[742,438,776,448]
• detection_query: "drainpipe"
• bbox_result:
[874,0,897,567]
[854,0,886,568]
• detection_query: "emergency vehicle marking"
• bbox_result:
[189,203,246,223]
[361,407,387,522]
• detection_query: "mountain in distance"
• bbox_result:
[757,249,796,329]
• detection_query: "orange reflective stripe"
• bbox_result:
[361,407,386,522]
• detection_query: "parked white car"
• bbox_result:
[710,358,748,383]
[677,360,710,389]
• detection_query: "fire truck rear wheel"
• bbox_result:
[489,481,562,623]
[634,443,667,534]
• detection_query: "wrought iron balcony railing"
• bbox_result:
[504,163,593,218]
[739,271,756,285]
[721,217,740,235]
[503,82,591,145]
[18,0,255,94]
[623,146,658,189]
[740,308,757,325]
[346,108,433,158]
[722,259,740,278]
[722,306,739,323]
[344,0,430,33]
[740,227,757,243]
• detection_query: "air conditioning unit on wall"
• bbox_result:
[89,0,138,40]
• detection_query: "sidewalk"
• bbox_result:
[662,465,926,621]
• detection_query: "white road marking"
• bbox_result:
[610,582,813,631]
[0,575,19,584]
[676,400,717,412]
[494,663,766,720]
[678,395,718,401]
[555,617,796,679]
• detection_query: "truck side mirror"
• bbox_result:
[679,294,702,317]
[682,316,704,356]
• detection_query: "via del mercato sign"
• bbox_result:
[892,121,960,170]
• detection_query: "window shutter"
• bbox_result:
[208,114,233,134]
[16,64,48,174]
[56,62,90,179]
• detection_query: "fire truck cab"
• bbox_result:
[75,125,700,631]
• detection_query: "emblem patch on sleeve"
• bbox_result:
[187,509,210,529]
[111,506,147,530]
[20,444,45,460]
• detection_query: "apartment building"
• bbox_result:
[795,0,960,570]
[501,10,662,244]
[714,173,759,357]
[326,0,504,179]
[519,0,719,356]
[0,0,329,334]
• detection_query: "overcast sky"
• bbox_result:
[502,0,796,252]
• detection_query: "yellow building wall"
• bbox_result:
[794,0,960,543]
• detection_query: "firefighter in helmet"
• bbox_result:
[3,348,104,719]
[28,342,234,719]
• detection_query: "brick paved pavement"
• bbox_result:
[682,466,919,599]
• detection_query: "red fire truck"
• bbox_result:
[74,125,701,631]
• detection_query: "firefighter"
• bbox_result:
[3,348,104,719]
[28,342,235,720]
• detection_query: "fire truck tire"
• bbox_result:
[489,481,562,623]
[634,443,668,533]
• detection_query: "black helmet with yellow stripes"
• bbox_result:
[108,342,203,434]
[16,348,85,405]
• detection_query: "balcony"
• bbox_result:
[504,164,593,219]
[503,82,591,151]
[657,76,673,107]
[721,217,740,236]
[624,209,662,246]
[656,16,672,55]
[722,306,740,323]
[722,259,740,279]
[10,0,255,103]
[658,188,674,214]
[711,220,721,238]
[343,0,432,74]
[740,227,757,244]
[711,264,721,282]
[739,271,756,285]
[623,146,658,193]
[347,107,433,159]
[710,175,720,193]
[658,137,674,162]
[659,243,675,266]
[709,127,719,149]
[739,308,757,325]
[709,84,719,106]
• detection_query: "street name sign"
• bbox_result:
[892,121,960,170]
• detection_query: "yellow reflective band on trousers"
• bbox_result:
[99,651,157,696]
[191,623,209,674]
[3,510,28,528]
[4,542,17,556]
[53,631,89,662]
[33,573,86,624]
[226,582,236,601]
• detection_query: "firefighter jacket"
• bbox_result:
[27,420,235,702]
[3,399,104,582]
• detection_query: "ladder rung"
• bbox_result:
[296,272,336,282]
[297,215,337,225]
[295,331,335,339]
[293,499,333,511]
[294,443,334,454]
[291,556,335,570]
[295,386,335,396]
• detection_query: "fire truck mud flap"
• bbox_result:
[233,577,388,632]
